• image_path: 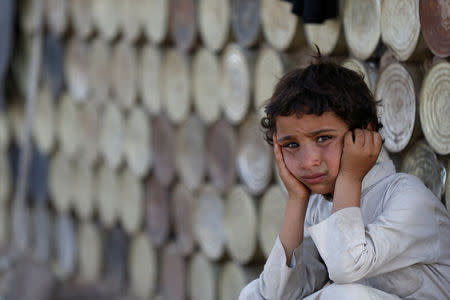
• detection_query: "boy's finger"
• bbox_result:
[354,129,365,146]
[373,132,382,151]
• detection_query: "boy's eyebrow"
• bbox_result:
[277,129,337,142]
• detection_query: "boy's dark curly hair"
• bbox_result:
[261,60,383,145]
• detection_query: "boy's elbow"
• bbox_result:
[327,260,365,284]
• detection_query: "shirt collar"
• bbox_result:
[361,147,396,192]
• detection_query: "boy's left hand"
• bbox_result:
[338,129,382,183]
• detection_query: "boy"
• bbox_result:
[240,61,450,299]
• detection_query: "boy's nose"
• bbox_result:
[299,146,321,170]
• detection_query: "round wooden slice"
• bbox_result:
[33,87,56,154]
[152,114,176,186]
[420,0,450,58]
[162,49,191,124]
[119,0,142,42]
[188,252,218,300]
[231,0,261,48]
[45,0,68,36]
[259,185,288,258]
[146,176,170,247]
[161,243,186,300]
[401,140,446,198]
[9,100,25,145]
[222,44,253,124]
[20,0,44,34]
[49,151,73,213]
[381,0,424,61]
[118,168,145,235]
[43,33,65,99]
[304,18,346,56]
[192,48,222,124]
[78,221,103,283]
[100,102,124,169]
[0,111,10,150]
[104,225,128,289]
[69,0,94,38]
[170,0,198,52]
[73,160,96,221]
[0,151,11,205]
[237,114,272,195]
[198,0,230,52]
[194,184,226,261]
[218,262,261,300]
[343,0,381,60]
[341,58,379,93]
[419,61,450,155]
[32,201,52,263]
[446,161,449,213]
[54,212,77,281]
[97,163,121,227]
[224,185,257,264]
[175,115,206,191]
[79,101,101,166]
[207,119,237,191]
[65,37,89,102]
[138,45,163,115]
[11,201,31,252]
[171,183,195,256]
[111,41,138,111]
[92,0,120,41]
[375,63,421,153]
[141,0,169,44]
[261,0,305,51]
[128,232,157,300]
[88,39,112,104]
[123,106,152,178]
[58,93,82,158]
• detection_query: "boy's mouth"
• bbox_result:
[301,173,326,184]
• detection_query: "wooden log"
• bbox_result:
[401,140,446,198]
[0,203,10,247]
[207,119,237,192]
[49,150,73,213]
[222,44,254,124]
[194,184,226,261]
[218,262,261,300]
[92,0,120,41]
[104,225,128,290]
[304,18,347,56]
[161,242,186,300]
[231,0,262,48]
[419,0,450,58]
[175,115,206,191]
[343,0,382,60]
[69,0,94,38]
[152,114,176,186]
[141,0,169,44]
[57,93,82,158]
[100,102,124,170]
[146,176,170,247]
[237,114,272,195]
[162,49,192,124]
[32,200,52,262]
[111,41,138,111]
[97,163,120,227]
[419,60,450,155]
[128,232,157,300]
[381,0,428,61]
[73,160,96,221]
[138,45,163,115]
[192,48,222,124]
[78,221,103,284]
[0,111,10,150]
[54,212,77,281]
[88,39,112,104]
[188,252,219,300]
[341,58,379,93]
[43,33,65,99]
[79,101,101,166]
[171,183,195,256]
[169,0,198,52]
[224,185,258,264]
[0,149,11,205]
[198,0,231,52]
[65,37,89,102]
[118,167,145,235]
[118,0,142,42]
[123,105,152,178]
[375,63,422,153]
[32,87,56,154]
[259,184,288,258]
[261,0,305,51]
[29,144,50,202]
[20,0,44,34]
[45,0,68,36]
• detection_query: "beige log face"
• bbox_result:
[344,0,381,60]
[171,184,195,256]
[65,38,89,102]
[0,112,9,150]
[420,61,450,155]
[73,161,95,221]
[33,88,56,154]
[97,164,120,227]
[49,151,73,213]
[79,101,101,166]
[78,222,103,283]
[161,244,186,300]
[46,0,68,36]
[152,115,176,187]
[139,45,163,115]
[199,0,230,52]
[342,59,374,92]
[119,0,142,42]
[218,262,248,300]
[304,19,342,56]
[118,168,144,235]
[88,39,111,103]
[112,42,138,110]
[58,94,82,158]
[92,0,120,40]
[54,213,77,280]
[100,103,124,170]
[141,0,169,43]
[231,0,262,48]
[0,152,11,205]
[188,252,217,300]
[146,177,170,247]
[70,0,94,38]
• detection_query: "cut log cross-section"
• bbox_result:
[104,226,128,290]
[65,38,89,102]
[146,176,170,247]
[33,88,56,154]
[152,114,176,186]
[118,167,145,235]
[171,183,195,256]
[170,0,198,52]
[342,58,379,93]
[188,252,219,300]
[139,45,163,115]
[92,0,120,41]
[97,163,120,228]
[141,0,169,44]
[79,101,101,166]
[78,221,103,284]
[58,94,82,158]
[45,0,68,36]
[73,160,96,221]
[100,102,124,170]
[420,0,450,58]
[49,151,73,214]
[161,243,186,300]
[231,0,262,48]
[218,262,262,300]
[69,0,94,38]
[119,0,142,42]
[88,39,112,104]
[199,0,231,52]
[54,212,77,281]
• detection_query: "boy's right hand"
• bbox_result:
[273,134,311,202]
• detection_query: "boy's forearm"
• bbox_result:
[332,175,362,213]
[280,197,309,264]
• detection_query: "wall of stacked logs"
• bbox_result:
[0,0,449,299]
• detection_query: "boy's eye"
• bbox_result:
[317,135,332,143]
[282,142,299,149]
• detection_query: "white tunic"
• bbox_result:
[240,150,450,299]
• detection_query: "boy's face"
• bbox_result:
[275,111,349,196]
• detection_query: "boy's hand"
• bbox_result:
[338,129,382,183]
[273,134,311,202]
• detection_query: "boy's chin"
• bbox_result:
[308,185,334,199]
